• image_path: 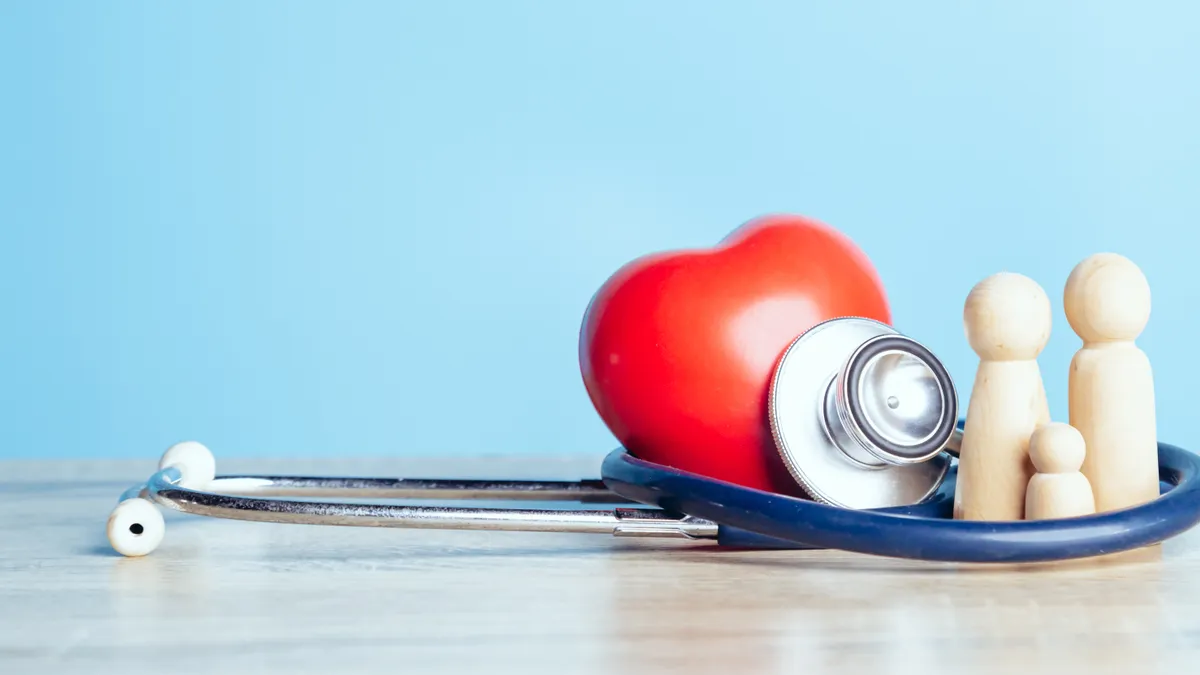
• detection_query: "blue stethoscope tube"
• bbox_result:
[600,439,1200,563]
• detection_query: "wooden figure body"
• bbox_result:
[1025,422,1096,520]
[954,272,1053,521]
[1065,253,1158,513]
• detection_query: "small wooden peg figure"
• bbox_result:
[1065,253,1158,513]
[955,272,1053,521]
[1025,422,1096,520]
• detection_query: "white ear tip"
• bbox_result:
[158,441,216,489]
[107,498,165,557]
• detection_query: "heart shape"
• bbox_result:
[579,214,891,495]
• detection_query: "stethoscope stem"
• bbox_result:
[944,426,962,458]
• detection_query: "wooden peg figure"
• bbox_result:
[1025,423,1096,520]
[954,272,1053,521]
[1065,253,1158,513]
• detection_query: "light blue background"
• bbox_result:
[2,2,1197,461]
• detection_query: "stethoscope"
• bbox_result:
[107,317,1200,563]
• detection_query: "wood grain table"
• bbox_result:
[4,454,1200,674]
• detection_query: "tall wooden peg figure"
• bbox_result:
[1025,423,1096,520]
[1065,253,1158,513]
[954,272,1053,521]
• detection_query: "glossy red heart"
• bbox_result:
[579,214,891,495]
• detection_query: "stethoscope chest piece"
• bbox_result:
[769,317,958,509]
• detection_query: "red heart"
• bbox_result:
[579,214,891,495]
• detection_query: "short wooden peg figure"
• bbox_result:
[1065,253,1158,513]
[1025,422,1096,520]
[955,272,1053,521]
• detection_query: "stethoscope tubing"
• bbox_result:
[600,442,1200,563]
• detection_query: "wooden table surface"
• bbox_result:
[4,454,1200,674]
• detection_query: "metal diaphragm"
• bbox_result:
[768,317,957,509]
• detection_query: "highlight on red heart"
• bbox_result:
[578,214,892,495]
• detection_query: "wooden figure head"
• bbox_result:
[963,272,1052,361]
[1029,422,1086,475]
[1063,253,1151,343]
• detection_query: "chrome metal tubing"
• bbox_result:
[142,468,718,540]
[945,427,962,458]
[202,474,629,502]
